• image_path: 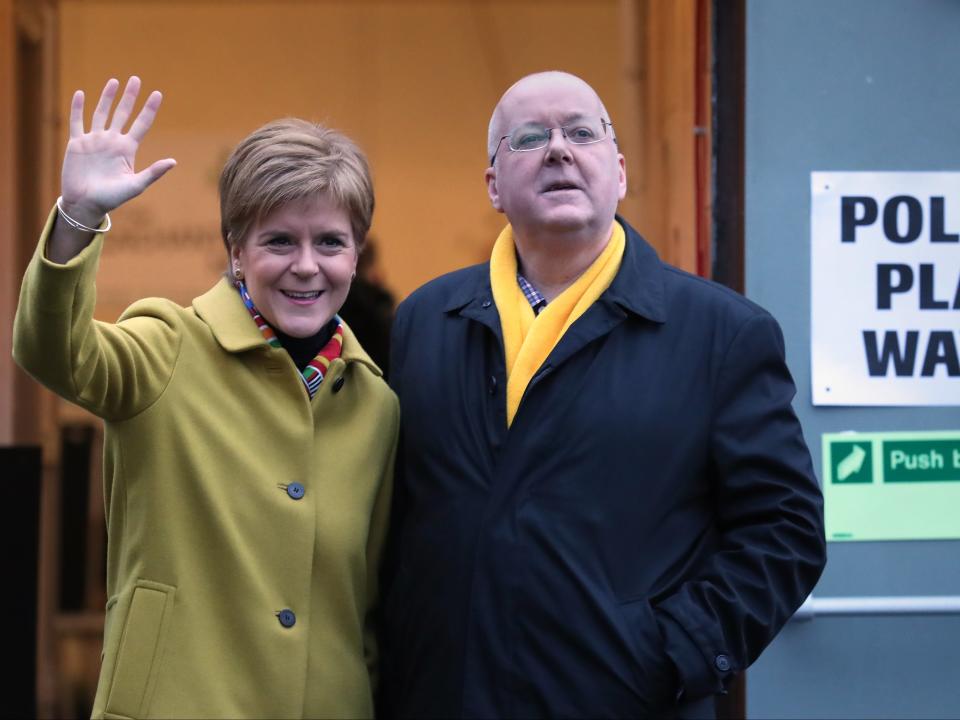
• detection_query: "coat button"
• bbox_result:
[715,654,731,672]
[481,299,492,308]
[488,375,497,395]
[286,482,305,500]
[332,376,345,393]
[278,609,296,628]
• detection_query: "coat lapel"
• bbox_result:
[192,277,269,354]
[443,265,505,345]
[536,218,669,378]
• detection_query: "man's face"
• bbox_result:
[485,75,626,240]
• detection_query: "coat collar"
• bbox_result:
[192,277,383,376]
[442,216,667,324]
[339,321,383,377]
[603,216,667,323]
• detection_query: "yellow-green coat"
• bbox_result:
[14,212,398,719]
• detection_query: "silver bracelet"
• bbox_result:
[56,196,111,234]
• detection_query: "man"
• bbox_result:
[381,71,826,718]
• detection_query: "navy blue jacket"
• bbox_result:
[381,218,826,718]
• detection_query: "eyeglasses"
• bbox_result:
[490,118,614,165]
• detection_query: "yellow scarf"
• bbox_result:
[490,221,625,426]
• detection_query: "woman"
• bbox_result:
[14,76,398,719]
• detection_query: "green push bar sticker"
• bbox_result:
[822,430,960,542]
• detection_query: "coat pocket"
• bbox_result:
[617,597,679,713]
[104,579,176,719]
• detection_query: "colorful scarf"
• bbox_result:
[237,281,343,398]
[489,222,625,426]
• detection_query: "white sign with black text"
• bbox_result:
[811,172,960,405]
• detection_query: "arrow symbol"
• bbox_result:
[837,445,867,481]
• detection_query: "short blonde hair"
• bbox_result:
[219,118,374,252]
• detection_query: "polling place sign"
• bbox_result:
[811,172,960,405]
[823,430,960,541]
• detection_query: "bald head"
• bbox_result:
[487,71,613,163]
[482,69,626,249]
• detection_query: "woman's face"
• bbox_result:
[232,194,358,338]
